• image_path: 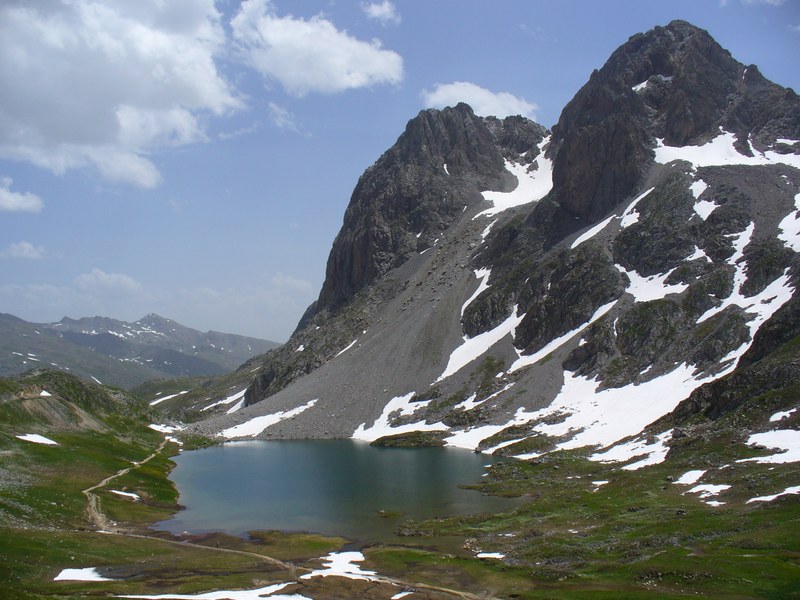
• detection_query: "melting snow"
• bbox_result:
[149,423,184,434]
[336,339,358,357]
[778,192,800,252]
[119,583,304,600]
[686,246,712,262]
[655,129,800,170]
[149,390,188,406]
[437,306,524,382]
[54,567,113,582]
[39,390,52,397]
[690,179,708,199]
[474,139,553,219]
[619,187,655,229]
[747,485,800,504]
[616,265,688,302]
[219,399,318,439]
[353,392,447,442]
[674,469,707,485]
[515,363,707,456]
[508,300,618,374]
[770,408,797,422]
[109,490,140,501]
[300,551,379,582]
[572,188,655,247]
[476,552,505,560]
[737,429,800,464]
[226,399,245,414]
[296,344,305,352]
[686,483,730,505]
[461,268,492,316]
[590,430,674,470]
[202,389,246,412]
[571,215,615,249]
[16,433,58,446]
[694,199,717,220]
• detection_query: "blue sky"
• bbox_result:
[1,0,798,342]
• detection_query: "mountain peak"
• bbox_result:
[313,105,548,314]
[545,19,799,226]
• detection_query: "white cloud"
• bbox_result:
[0,177,43,213]
[75,268,143,294]
[422,82,538,119]
[742,0,785,4]
[2,241,46,260]
[790,24,800,33]
[0,0,240,188]
[362,1,401,25]
[231,0,404,96]
[268,102,301,133]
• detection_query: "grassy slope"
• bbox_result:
[2,366,799,598]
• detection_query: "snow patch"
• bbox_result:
[54,567,113,582]
[590,430,674,470]
[655,129,800,170]
[461,268,492,317]
[118,583,302,599]
[202,389,246,412]
[109,490,140,501]
[508,300,617,374]
[353,392,447,442]
[149,390,188,406]
[300,551,379,582]
[616,265,688,302]
[686,483,730,505]
[571,215,615,249]
[219,399,318,439]
[149,423,184,434]
[770,408,797,422]
[690,179,708,199]
[514,363,708,458]
[747,485,800,504]
[619,187,655,229]
[778,192,800,252]
[336,339,358,357]
[16,433,58,445]
[737,429,800,464]
[674,470,707,485]
[437,306,524,382]
[476,552,505,560]
[39,390,52,397]
[474,139,553,219]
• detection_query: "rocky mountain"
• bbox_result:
[178,21,799,479]
[0,312,279,388]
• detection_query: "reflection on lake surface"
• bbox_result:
[156,439,521,541]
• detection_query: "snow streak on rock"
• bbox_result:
[352,392,447,442]
[219,399,317,439]
[474,137,553,219]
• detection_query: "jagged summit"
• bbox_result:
[183,22,799,481]
[314,103,548,315]
[547,19,799,226]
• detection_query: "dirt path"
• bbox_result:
[81,439,168,530]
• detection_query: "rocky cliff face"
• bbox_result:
[187,21,800,476]
[314,103,547,315]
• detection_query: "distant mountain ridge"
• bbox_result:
[0,312,279,388]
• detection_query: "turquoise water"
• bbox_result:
[155,439,520,541]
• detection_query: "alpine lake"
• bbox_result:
[155,439,523,543]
